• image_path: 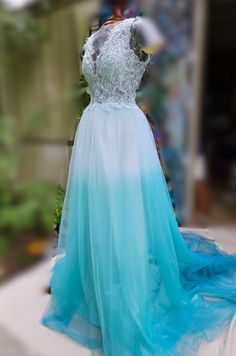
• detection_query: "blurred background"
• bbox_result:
[0,0,235,355]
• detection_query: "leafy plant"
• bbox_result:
[70,74,91,120]
[0,115,56,261]
[52,75,90,230]
[0,4,45,66]
[54,185,65,230]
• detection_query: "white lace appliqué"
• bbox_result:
[82,18,150,106]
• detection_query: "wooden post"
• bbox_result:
[185,0,208,224]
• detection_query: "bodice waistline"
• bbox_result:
[86,100,138,110]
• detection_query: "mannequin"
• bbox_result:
[103,0,165,55]
[103,0,127,25]
[80,1,164,64]
[80,0,164,64]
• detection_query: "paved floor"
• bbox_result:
[0,324,39,356]
[0,227,235,356]
[0,261,90,356]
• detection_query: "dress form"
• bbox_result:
[103,6,125,26]
[103,6,164,55]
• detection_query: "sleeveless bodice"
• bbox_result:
[82,18,150,106]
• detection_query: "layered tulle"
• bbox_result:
[41,103,236,356]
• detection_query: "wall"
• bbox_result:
[0,0,97,184]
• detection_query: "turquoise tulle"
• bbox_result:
[41,17,236,355]
[41,103,236,356]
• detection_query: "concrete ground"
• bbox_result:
[0,227,235,356]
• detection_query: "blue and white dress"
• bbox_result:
[41,17,236,356]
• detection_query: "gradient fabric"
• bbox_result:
[42,103,236,355]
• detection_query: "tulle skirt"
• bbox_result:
[41,103,236,356]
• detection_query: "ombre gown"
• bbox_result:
[41,17,236,356]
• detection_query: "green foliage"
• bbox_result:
[0,115,56,241]
[54,185,65,229]
[70,74,91,120]
[0,181,55,236]
[0,116,18,185]
[53,75,90,228]
[0,235,11,257]
[0,5,45,66]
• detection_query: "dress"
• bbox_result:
[41,17,236,356]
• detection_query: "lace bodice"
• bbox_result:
[82,18,151,106]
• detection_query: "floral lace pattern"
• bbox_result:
[82,18,150,106]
